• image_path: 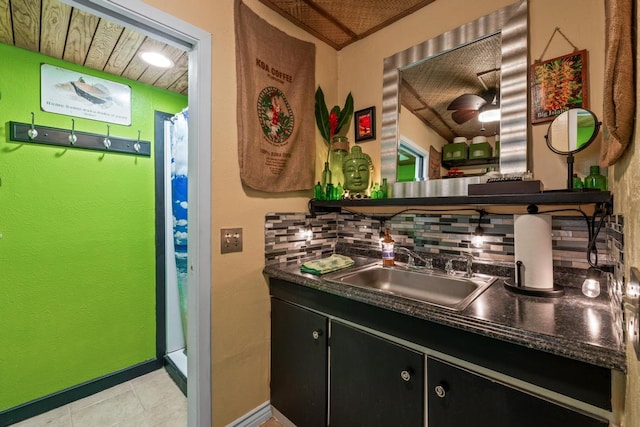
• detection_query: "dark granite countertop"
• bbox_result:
[264,254,626,373]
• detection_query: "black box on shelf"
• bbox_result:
[468,180,543,195]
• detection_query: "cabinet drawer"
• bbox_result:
[427,357,607,427]
[271,298,328,427]
[330,321,424,427]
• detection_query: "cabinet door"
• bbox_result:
[427,357,607,427]
[330,321,424,427]
[271,298,328,427]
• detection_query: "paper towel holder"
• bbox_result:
[504,260,565,297]
[504,279,565,297]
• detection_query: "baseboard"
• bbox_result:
[227,401,273,427]
[163,354,187,397]
[0,359,161,427]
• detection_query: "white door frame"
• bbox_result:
[60,1,212,425]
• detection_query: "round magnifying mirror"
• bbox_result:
[545,108,600,154]
[544,108,601,190]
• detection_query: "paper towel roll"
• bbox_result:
[514,214,554,289]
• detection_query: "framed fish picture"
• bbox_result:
[40,64,132,125]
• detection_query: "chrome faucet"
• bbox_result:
[395,247,433,270]
[445,254,474,277]
[445,259,455,275]
[463,253,474,278]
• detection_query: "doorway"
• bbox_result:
[155,110,188,395]
[64,1,212,425]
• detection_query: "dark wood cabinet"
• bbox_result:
[427,357,608,427]
[330,321,424,427]
[270,281,613,427]
[271,298,424,427]
[270,298,328,427]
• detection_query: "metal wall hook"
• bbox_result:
[69,119,77,145]
[103,125,111,149]
[134,130,141,153]
[27,112,38,140]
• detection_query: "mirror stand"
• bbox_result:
[545,108,601,191]
[566,152,575,190]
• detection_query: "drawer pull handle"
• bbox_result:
[401,370,411,381]
[435,384,447,398]
[312,330,323,340]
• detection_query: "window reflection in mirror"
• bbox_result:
[397,139,427,182]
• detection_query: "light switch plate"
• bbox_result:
[221,228,243,254]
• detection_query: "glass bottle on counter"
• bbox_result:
[381,228,395,267]
[584,165,607,190]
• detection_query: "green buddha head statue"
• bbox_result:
[343,146,372,193]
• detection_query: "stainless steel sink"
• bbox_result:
[327,263,496,311]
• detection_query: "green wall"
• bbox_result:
[0,43,187,411]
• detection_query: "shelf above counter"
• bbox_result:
[310,190,612,212]
[442,157,500,169]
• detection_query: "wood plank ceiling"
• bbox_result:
[0,0,440,96]
[0,0,490,139]
[0,0,189,95]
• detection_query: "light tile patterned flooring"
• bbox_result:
[259,418,283,427]
[10,369,186,427]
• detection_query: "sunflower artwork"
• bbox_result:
[530,50,589,124]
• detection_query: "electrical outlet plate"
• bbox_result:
[221,228,243,254]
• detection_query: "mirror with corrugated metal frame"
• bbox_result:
[381,0,529,194]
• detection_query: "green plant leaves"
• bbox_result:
[335,92,353,136]
[315,87,354,141]
[315,87,330,143]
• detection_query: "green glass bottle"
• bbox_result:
[314,181,325,200]
[584,165,607,190]
[371,182,380,199]
[336,182,343,200]
[325,183,334,200]
[380,178,388,199]
[572,174,583,190]
[321,162,332,188]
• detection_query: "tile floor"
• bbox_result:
[10,369,187,427]
[259,418,283,427]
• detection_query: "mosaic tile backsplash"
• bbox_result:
[265,211,620,272]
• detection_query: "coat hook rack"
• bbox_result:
[104,125,111,149]
[134,130,141,153]
[8,120,151,156]
[28,112,38,140]
[69,119,77,145]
